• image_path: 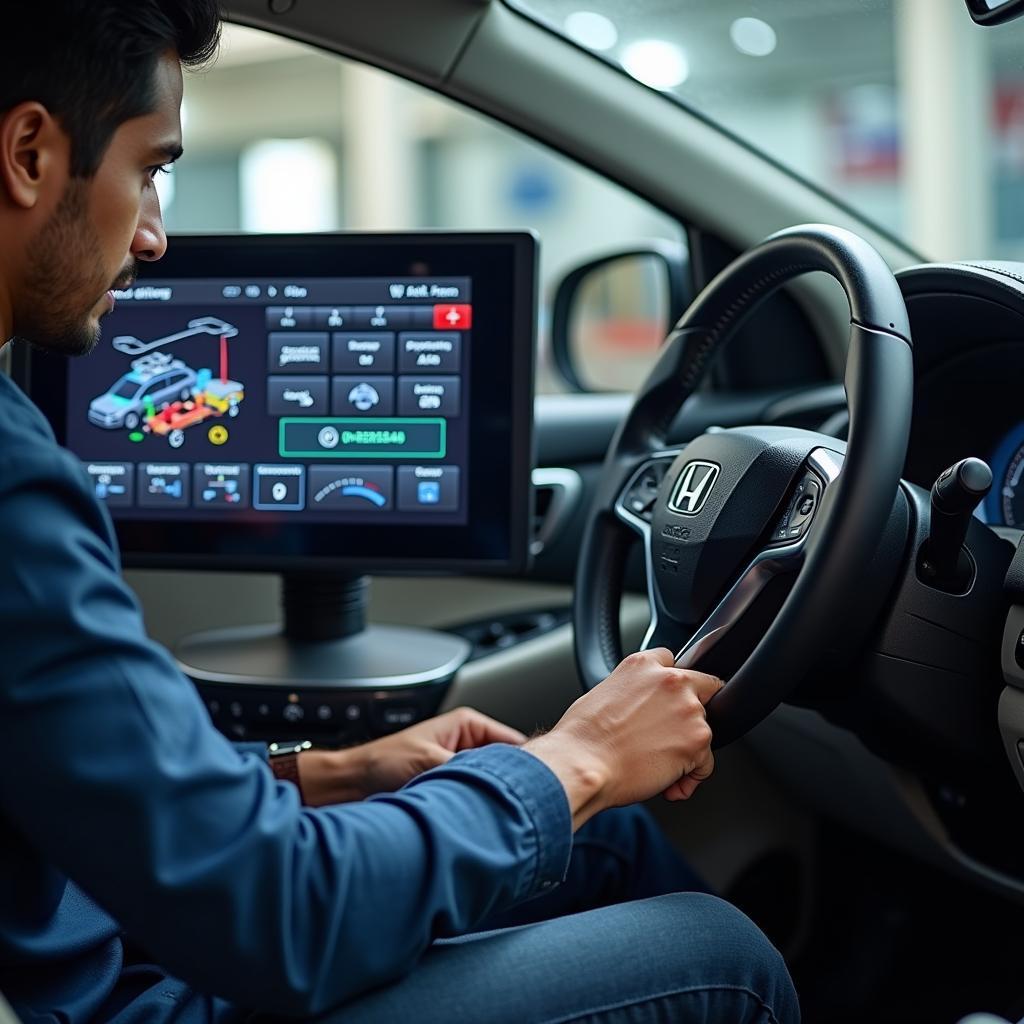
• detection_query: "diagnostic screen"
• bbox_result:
[68,277,472,526]
[22,234,536,572]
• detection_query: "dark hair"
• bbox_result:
[0,1,221,176]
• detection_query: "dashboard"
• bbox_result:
[896,262,1024,529]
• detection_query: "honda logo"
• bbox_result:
[669,461,720,516]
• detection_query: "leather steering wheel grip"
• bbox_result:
[573,224,914,745]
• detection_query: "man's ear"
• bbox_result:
[0,102,69,210]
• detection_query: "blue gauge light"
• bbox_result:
[341,484,387,507]
[987,421,1024,526]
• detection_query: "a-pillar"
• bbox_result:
[897,0,993,260]
[340,62,417,229]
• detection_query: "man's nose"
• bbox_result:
[131,188,168,262]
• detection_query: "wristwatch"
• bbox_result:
[268,739,312,803]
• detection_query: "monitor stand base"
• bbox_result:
[175,572,470,688]
[174,620,471,691]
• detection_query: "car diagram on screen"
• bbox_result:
[88,318,245,449]
[111,316,238,356]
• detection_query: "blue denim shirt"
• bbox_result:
[0,371,572,1022]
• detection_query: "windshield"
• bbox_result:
[510,0,1024,261]
[111,380,139,400]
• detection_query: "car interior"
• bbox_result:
[13,0,1024,1021]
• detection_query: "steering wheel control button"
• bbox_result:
[1015,627,1024,670]
[769,473,822,544]
[621,461,670,522]
[787,479,821,534]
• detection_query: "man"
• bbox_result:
[0,3,800,1022]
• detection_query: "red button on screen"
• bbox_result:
[434,304,472,330]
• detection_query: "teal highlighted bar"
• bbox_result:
[280,417,447,459]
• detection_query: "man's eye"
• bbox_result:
[147,165,172,181]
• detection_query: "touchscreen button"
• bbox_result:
[309,466,394,511]
[332,376,395,416]
[398,377,461,417]
[254,465,306,511]
[399,333,461,373]
[139,463,190,509]
[267,376,329,417]
[397,466,460,512]
[266,306,313,331]
[268,333,329,373]
[86,462,134,508]
[332,332,395,373]
[194,463,250,509]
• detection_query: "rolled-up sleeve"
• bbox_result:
[0,449,572,1016]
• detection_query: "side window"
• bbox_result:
[166,25,685,394]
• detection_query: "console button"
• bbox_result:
[266,306,313,330]
[267,376,329,417]
[372,701,422,732]
[398,332,461,373]
[85,462,134,507]
[309,466,394,511]
[332,376,396,416]
[194,463,250,509]
[268,333,329,373]
[138,462,190,508]
[282,703,305,724]
[254,465,306,511]
[397,465,460,512]
[397,376,461,417]
[332,332,395,373]
[1015,627,1024,670]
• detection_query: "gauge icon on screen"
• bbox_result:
[309,468,392,511]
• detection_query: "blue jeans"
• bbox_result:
[307,806,800,1023]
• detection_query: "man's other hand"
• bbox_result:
[524,650,723,830]
[298,708,527,807]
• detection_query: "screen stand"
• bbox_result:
[174,573,472,692]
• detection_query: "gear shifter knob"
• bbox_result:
[919,457,992,591]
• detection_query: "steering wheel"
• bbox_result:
[573,224,914,747]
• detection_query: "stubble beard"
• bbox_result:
[18,181,114,358]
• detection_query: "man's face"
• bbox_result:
[16,53,182,356]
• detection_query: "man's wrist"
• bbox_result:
[522,731,610,831]
[296,748,367,807]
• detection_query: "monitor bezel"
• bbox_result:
[14,231,537,575]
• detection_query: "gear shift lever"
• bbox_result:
[918,457,992,592]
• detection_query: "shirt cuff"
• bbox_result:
[446,743,573,899]
[231,741,269,762]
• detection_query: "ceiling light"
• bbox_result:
[730,17,777,57]
[564,11,619,51]
[620,39,689,90]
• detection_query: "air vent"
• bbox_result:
[531,468,583,556]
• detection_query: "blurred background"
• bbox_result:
[163,0,1022,392]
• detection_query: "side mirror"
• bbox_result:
[966,0,1024,25]
[551,243,690,393]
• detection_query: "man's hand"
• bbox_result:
[297,708,527,807]
[524,650,723,830]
